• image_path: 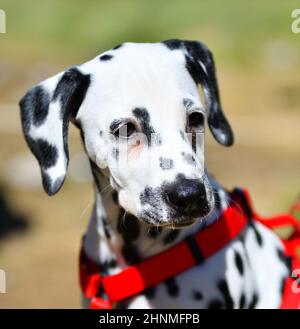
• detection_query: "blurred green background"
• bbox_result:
[0,0,299,308]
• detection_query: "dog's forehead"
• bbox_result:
[77,42,201,125]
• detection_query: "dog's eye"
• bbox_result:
[113,122,137,139]
[188,112,205,132]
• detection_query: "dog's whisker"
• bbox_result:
[100,183,113,196]
[80,199,95,219]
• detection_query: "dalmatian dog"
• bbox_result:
[19,40,289,308]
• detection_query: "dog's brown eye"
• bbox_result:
[113,122,136,139]
[188,112,205,132]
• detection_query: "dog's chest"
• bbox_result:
[119,222,289,309]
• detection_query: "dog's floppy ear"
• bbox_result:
[164,39,234,146]
[19,67,91,195]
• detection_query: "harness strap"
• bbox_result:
[80,189,249,307]
[79,188,300,309]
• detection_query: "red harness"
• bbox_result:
[79,188,300,309]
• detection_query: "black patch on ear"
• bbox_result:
[28,86,51,126]
[20,67,91,196]
[163,39,183,50]
[218,279,234,309]
[159,157,174,170]
[99,54,113,61]
[163,39,234,147]
[52,68,91,166]
[132,108,155,145]
[33,139,58,169]
[53,68,91,118]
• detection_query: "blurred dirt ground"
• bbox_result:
[0,1,299,308]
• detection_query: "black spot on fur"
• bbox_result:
[99,130,103,136]
[280,277,286,295]
[181,152,195,165]
[218,279,234,309]
[121,244,141,265]
[183,98,194,110]
[180,131,185,140]
[89,159,102,192]
[140,186,161,209]
[164,277,179,297]
[248,293,258,309]
[112,147,119,161]
[112,190,118,204]
[250,223,263,246]
[208,299,223,309]
[99,54,113,61]
[276,248,291,271]
[213,188,222,210]
[144,286,156,299]
[101,216,111,239]
[132,108,155,145]
[163,229,180,245]
[159,157,174,170]
[239,293,246,309]
[193,290,203,300]
[118,211,140,241]
[98,258,118,275]
[234,250,244,276]
[147,226,162,238]
[113,44,123,50]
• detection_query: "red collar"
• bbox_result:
[79,188,300,309]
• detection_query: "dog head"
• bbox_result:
[20,40,233,228]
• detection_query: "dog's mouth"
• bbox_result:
[139,207,208,229]
[162,218,196,229]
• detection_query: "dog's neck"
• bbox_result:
[83,170,230,275]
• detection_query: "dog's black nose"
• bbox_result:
[165,177,209,216]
